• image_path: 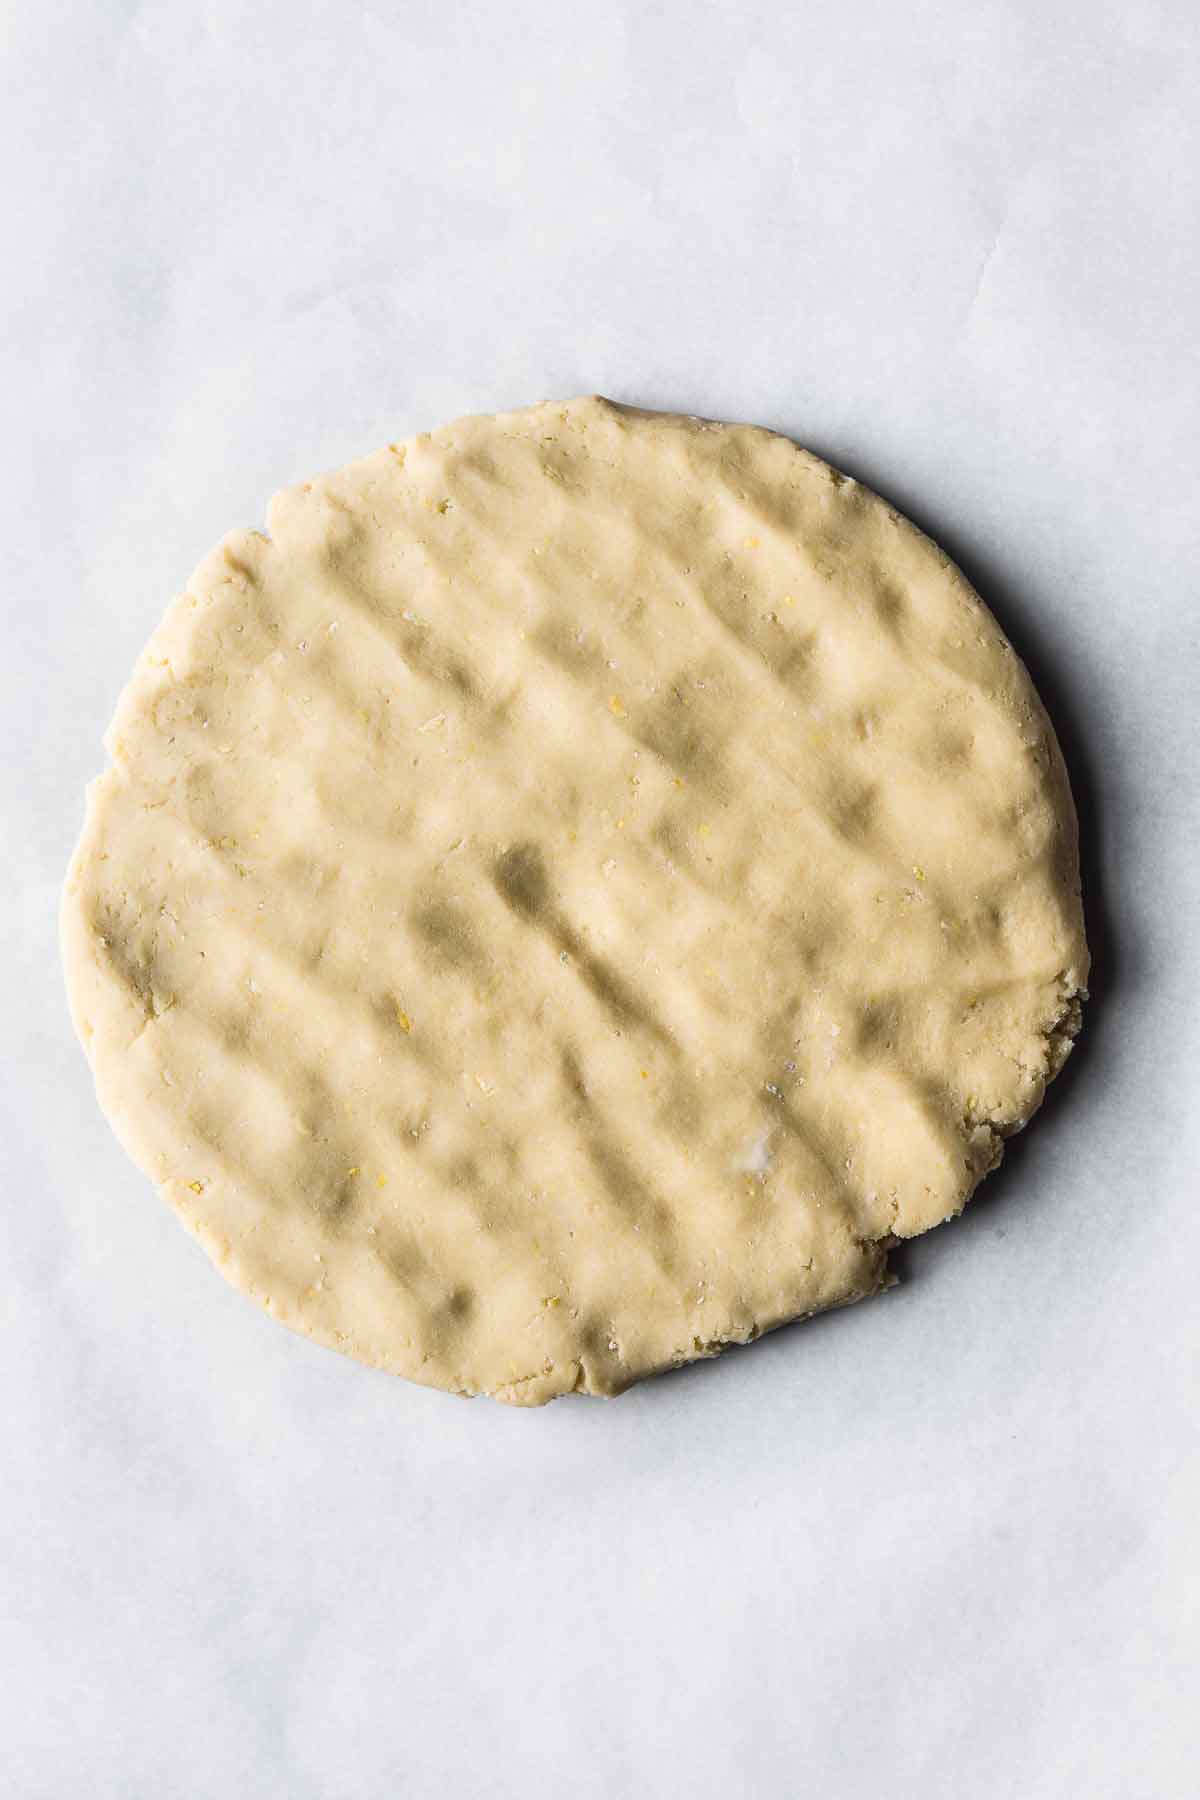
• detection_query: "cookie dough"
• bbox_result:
[62,397,1087,1402]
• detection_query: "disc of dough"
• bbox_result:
[62,397,1087,1404]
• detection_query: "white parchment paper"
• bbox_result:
[2,3,1197,1795]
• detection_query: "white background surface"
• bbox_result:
[2,3,1197,1795]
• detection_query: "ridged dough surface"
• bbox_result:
[62,397,1087,1403]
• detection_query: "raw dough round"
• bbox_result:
[62,397,1087,1404]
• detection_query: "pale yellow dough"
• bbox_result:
[62,397,1087,1403]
